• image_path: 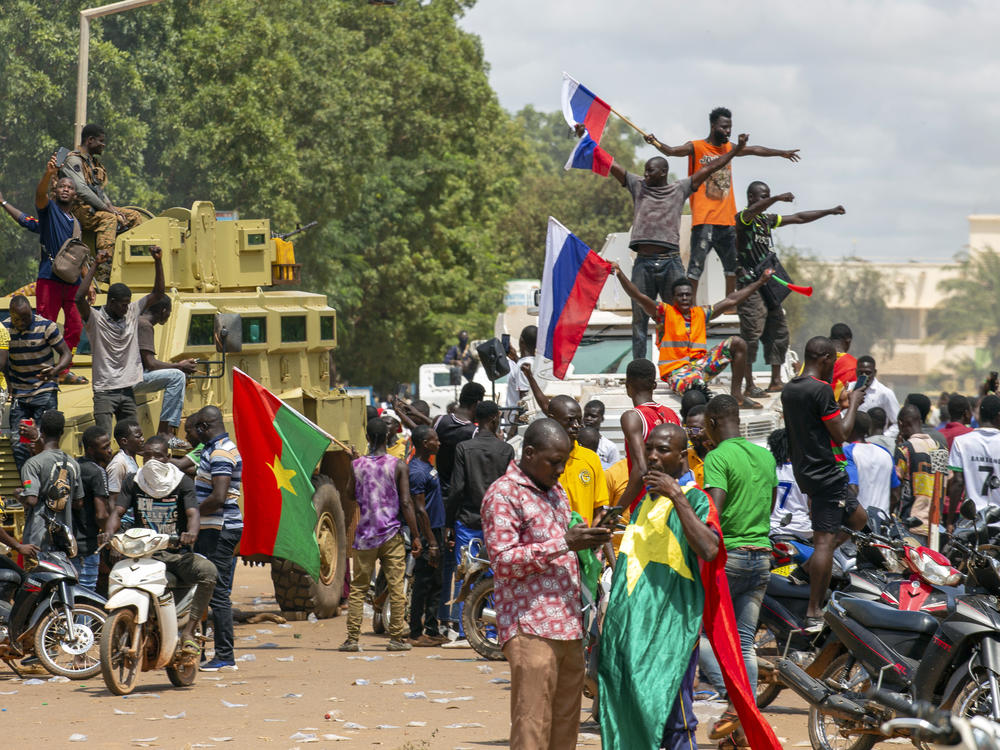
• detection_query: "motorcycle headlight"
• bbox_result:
[111,528,168,558]
[906,546,962,587]
[873,543,906,574]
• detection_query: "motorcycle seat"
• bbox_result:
[0,555,25,583]
[841,596,937,634]
[767,573,812,600]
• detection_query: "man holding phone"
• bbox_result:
[62,124,145,280]
[851,355,900,439]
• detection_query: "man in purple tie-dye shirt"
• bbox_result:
[341,417,423,652]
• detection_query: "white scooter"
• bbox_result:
[99,528,203,695]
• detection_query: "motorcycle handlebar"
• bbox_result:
[870,689,960,743]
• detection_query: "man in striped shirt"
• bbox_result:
[191,406,244,671]
[3,295,72,469]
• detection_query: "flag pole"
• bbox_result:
[608,105,649,139]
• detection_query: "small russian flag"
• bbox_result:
[565,133,613,175]
[561,72,611,144]
[537,218,614,379]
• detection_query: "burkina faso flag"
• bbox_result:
[232,368,331,580]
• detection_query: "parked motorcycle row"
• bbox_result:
[1,498,206,695]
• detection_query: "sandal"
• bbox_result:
[58,371,89,385]
[737,397,764,410]
[744,385,767,398]
[765,383,784,393]
[708,710,740,740]
[179,637,201,664]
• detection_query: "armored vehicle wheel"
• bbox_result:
[270,483,347,619]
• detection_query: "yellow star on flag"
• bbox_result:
[618,492,694,595]
[268,454,297,495]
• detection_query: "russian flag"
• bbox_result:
[565,133,613,175]
[561,72,611,144]
[537,218,614,379]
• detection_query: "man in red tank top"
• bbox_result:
[617,358,680,511]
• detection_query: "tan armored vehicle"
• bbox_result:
[1,201,366,618]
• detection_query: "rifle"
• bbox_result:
[273,220,318,241]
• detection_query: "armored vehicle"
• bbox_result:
[1,201,367,619]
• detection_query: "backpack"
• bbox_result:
[42,452,73,512]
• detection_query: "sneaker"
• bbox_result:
[338,639,361,652]
[441,638,471,649]
[802,615,824,634]
[409,634,440,647]
[167,436,193,451]
[200,658,238,672]
[387,638,412,652]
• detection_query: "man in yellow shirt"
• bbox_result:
[604,458,631,553]
[0,323,9,394]
[684,404,711,487]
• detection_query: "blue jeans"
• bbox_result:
[10,390,58,471]
[195,526,242,662]
[71,552,100,594]
[631,252,685,360]
[724,548,771,689]
[134,368,187,427]
[452,520,486,637]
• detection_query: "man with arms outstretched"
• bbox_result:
[781,336,869,630]
[734,181,846,395]
[613,261,775,408]
[646,107,799,297]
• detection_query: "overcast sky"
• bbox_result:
[459,0,1000,262]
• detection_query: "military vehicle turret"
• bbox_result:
[1,201,367,619]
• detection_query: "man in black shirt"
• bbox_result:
[781,336,867,628]
[432,381,484,634]
[74,426,113,593]
[102,435,217,661]
[447,400,515,549]
[735,182,845,396]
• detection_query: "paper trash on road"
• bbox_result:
[282,693,303,698]
[220,700,247,708]
[352,679,370,686]
[431,696,473,703]
[444,723,485,729]
[407,721,428,727]
[68,735,88,742]
[164,711,186,719]
[277,656,294,662]
[114,708,135,715]
[380,675,415,685]
[403,691,427,699]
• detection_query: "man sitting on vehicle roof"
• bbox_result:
[611,263,774,409]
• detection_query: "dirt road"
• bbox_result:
[2,564,813,748]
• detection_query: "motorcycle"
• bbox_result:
[0,503,106,679]
[778,511,1000,749]
[99,527,205,695]
[453,537,500,660]
[877,689,1000,749]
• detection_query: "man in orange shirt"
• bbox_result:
[646,107,799,297]
[829,323,857,399]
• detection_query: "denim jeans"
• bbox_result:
[10,390,58,471]
[452,520,486,637]
[93,387,137,437]
[724,548,771,689]
[688,224,737,280]
[71,552,100,594]
[134,368,187,427]
[195,526,242,662]
[630,252,686,360]
[410,527,445,638]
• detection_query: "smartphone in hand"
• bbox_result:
[54,146,71,168]
[854,374,870,391]
[597,505,626,529]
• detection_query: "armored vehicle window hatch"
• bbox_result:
[242,316,267,345]
[320,315,335,341]
[280,315,307,342]
[187,313,216,347]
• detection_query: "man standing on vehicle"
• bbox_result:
[20,410,84,553]
[482,418,611,750]
[3,295,72,470]
[612,261,775,407]
[700,395,777,742]
[62,124,145,279]
[341,418,423,652]
[645,108,800,298]
[579,129,753,360]
[782,336,869,630]
[947,394,1000,527]
[443,330,478,383]
[74,425,113,593]
[76,244,167,436]
[191,406,244,671]
[135,297,199,448]
[103,435,217,663]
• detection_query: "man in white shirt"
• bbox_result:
[948,395,1000,524]
[844,412,901,515]
[768,428,812,538]
[583,399,620,469]
[852,356,900,439]
[504,325,537,411]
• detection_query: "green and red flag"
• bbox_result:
[599,474,782,750]
[232,368,331,580]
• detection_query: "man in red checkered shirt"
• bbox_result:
[482,418,611,750]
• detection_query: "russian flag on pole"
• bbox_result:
[565,133,613,176]
[562,72,611,144]
[538,217,614,379]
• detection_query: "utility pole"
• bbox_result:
[75,0,164,145]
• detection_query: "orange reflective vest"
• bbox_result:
[656,303,707,378]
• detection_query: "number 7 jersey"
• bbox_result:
[949,427,1000,510]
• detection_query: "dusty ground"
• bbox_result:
[2,564,814,749]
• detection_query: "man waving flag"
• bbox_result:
[232,368,331,579]
[536,218,613,379]
[561,72,611,143]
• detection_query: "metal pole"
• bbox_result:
[74,0,164,145]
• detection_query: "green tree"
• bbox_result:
[927,248,1000,375]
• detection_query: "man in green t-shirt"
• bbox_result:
[701,394,777,740]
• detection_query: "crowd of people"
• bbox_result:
[0,130,244,672]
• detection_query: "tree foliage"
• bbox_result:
[927,248,1000,362]
[0,0,642,391]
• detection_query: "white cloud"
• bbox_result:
[460,0,1000,261]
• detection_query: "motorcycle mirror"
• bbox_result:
[986,505,1000,524]
[961,499,977,521]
